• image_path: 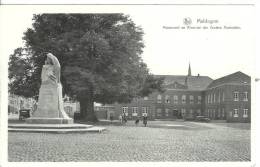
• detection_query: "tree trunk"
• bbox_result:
[79,90,98,122]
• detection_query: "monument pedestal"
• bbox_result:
[26,117,73,124]
[26,81,73,124]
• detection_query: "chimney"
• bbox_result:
[197,73,200,77]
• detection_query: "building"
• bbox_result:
[205,71,251,122]
[8,94,36,114]
[112,64,251,123]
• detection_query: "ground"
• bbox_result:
[8,119,250,162]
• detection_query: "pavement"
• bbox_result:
[8,119,251,162]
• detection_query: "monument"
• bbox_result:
[26,53,73,124]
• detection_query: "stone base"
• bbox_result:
[8,124,106,133]
[26,117,73,124]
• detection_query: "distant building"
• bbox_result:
[205,71,250,122]
[8,94,36,114]
[112,64,251,123]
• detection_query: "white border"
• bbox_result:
[0,3,258,167]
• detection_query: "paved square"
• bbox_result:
[8,121,250,161]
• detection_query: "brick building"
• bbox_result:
[205,71,251,122]
[112,65,251,123]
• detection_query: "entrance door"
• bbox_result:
[173,109,183,119]
[173,109,178,118]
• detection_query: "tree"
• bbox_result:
[9,14,164,122]
[8,47,39,98]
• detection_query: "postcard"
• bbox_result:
[0,2,258,167]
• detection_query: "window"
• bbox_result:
[234,92,239,101]
[174,95,178,104]
[213,94,216,103]
[144,96,149,100]
[243,109,248,118]
[122,107,128,116]
[229,111,233,117]
[156,108,162,117]
[132,107,138,116]
[165,95,170,103]
[211,94,213,103]
[157,95,162,103]
[182,95,186,104]
[189,95,194,104]
[205,95,207,104]
[223,92,225,101]
[243,92,248,101]
[64,106,73,113]
[198,96,202,104]
[142,107,149,116]
[165,108,169,117]
[190,109,193,115]
[233,109,238,117]
[218,93,221,103]
[197,109,201,116]
[222,108,225,118]
[208,95,210,104]
[218,108,221,118]
[181,108,186,116]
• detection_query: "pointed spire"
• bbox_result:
[188,62,191,76]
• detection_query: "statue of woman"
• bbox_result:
[41,53,61,85]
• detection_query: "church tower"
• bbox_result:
[188,63,191,76]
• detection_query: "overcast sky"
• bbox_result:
[0,5,256,80]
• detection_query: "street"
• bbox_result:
[8,120,250,162]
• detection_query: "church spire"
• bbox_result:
[188,62,191,76]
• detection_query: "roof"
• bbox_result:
[207,71,251,89]
[155,75,213,91]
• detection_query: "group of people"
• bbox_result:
[118,113,148,127]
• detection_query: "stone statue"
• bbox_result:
[42,53,61,84]
[26,53,73,124]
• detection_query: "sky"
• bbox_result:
[0,5,256,80]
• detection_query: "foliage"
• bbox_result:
[8,14,164,121]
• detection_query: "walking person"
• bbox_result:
[135,117,140,126]
[110,114,114,123]
[123,113,127,124]
[143,113,148,127]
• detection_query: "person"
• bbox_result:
[135,117,140,126]
[119,114,123,124]
[123,113,127,124]
[143,113,148,127]
[110,114,114,122]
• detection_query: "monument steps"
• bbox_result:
[8,124,93,129]
[8,124,106,133]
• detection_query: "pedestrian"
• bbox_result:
[135,117,140,126]
[123,113,127,124]
[143,113,148,127]
[119,114,123,124]
[110,114,114,122]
